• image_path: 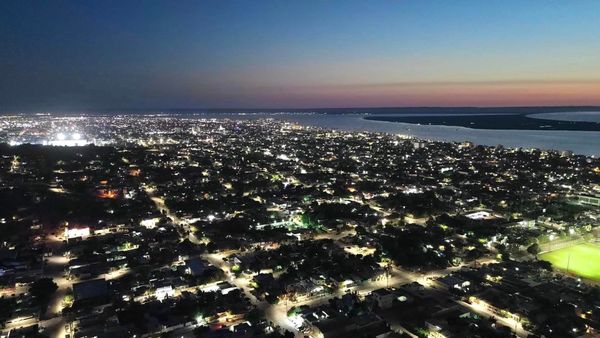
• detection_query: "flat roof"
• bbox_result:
[73,278,108,301]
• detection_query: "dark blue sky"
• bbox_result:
[1,1,600,111]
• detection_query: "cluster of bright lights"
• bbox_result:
[56,132,81,140]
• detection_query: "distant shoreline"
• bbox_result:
[363,112,600,132]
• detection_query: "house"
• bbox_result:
[371,288,395,309]
[73,278,109,304]
[8,324,39,338]
[574,194,600,207]
[312,313,392,338]
[155,285,175,301]
[185,257,207,276]
[65,227,91,241]
[216,281,238,295]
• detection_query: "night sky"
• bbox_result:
[1,0,600,111]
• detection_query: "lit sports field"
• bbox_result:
[539,243,600,281]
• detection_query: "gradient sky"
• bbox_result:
[1,0,600,111]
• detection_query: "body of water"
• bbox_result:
[529,111,600,123]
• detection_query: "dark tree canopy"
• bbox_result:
[29,278,58,306]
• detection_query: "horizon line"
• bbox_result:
[3,104,600,114]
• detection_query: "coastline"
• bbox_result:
[335,114,600,156]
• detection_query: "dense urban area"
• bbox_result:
[1,114,600,338]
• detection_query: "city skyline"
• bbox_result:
[2,0,600,111]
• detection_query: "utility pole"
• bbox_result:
[285,284,290,311]
[386,262,391,288]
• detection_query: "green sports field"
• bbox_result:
[539,243,600,281]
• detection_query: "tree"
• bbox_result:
[527,243,540,255]
[246,308,264,324]
[62,290,74,309]
[537,260,553,271]
[29,278,58,307]
[0,297,16,326]
[265,293,279,304]
[117,302,146,329]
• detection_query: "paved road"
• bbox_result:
[1,234,71,338]
[142,183,526,337]
[143,184,204,245]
